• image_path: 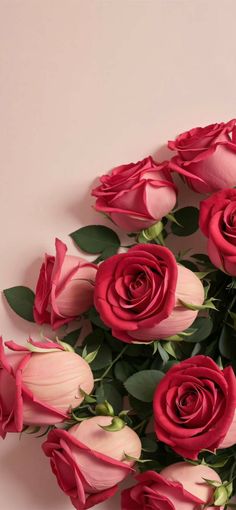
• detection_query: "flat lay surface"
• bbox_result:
[1,1,236,508]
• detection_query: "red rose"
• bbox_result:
[33,238,97,329]
[0,338,93,438]
[42,416,141,510]
[94,244,204,343]
[121,463,223,510]
[153,355,236,460]
[199,188,236,276]
[92,157,177,232]
[169,119,236,193]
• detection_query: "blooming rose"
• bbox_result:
[121,463,223,510]
[33,238,97,329]
[168,119,236,193]
[0,338,94,438]
[153,355,236,459]
[199,188,236,275]
[92,157,177,232]
[42,415,142,510]
[94,244,204,343]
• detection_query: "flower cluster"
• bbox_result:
[2,119,236,510]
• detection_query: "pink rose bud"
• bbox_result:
[168,119,236,194]
[122,463,223,510]
[0,338,94,438]
[153,355,236,460]
[42,415,142,510]
[92,157,177,233]
[33,238,97,329]
[200,189,236,276]
[94,244,204,343]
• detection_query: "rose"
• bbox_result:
[94,244,204,343]
[121,462,223,510]
[92,157,177,232]
[168,119,236,193]
[33,238,97,329]
[199,189,236,275]
[0,338,94,438]
[42,415,142,510]
[153,355,236,459]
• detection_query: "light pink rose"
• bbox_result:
[92,157,177,232]
[42,415,142,510]
[0,338,94,438]
[168,119,236,193]
[33,238,97,329]
[122,463,223,510]
[94,244,204,343]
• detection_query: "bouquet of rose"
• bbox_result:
[2,119,236,510]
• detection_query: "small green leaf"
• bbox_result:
[96,383,123,415]
[124,370,164,402]
[3,286,35,322]
[83,344,100,364]
[70,225,120,254]
[179,298,218,311]
[184,317,213,343]
[171,207,199,236]
[63,328,81,347]
[156,342,169,363]
[87,307,109,330]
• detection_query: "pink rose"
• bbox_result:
[121,463,223,510]
[94,244,204,343]
[33,238,97,329]
[0,338,94,438]
[153,355,236,460]
[92,157,177,232]
[168,119,236,193]
[199,189,236,275]
[42,415,142,510]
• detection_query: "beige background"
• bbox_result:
[0,0,236,508]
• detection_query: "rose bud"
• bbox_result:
[121,462,224,510]
[42,415,142,510]
[33,238,97,329]
[200,188,236,276]
[168,119,236,193]
[92,157,177,233]
[153,355,236,460]
[0,338,94,438]
[94,244,204,343]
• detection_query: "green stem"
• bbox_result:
[100,345,129,380]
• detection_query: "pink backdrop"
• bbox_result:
[0,1,236,509]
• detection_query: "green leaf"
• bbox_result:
[129,396,153,419]
[114,360,134,382]
[179,260,199,272]
[156,342,169,363]
[70,225,120,254]
[124,370,164,402]
[87,307,109,330]
[219,325,236,360]
[63,328,81,347]
[141,436,158,453]
[83,345,100,364]
[3,286,35,322]
[179,298,218,311]
[96,383,123,415]
[171,207,199,237]
[184,317,213,343]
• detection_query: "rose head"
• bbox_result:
[200,188,236,276]
[121,462,223,510]
[33,238,97,329]
[42,415,142,510]
[94,244,204,343]
[0,339,94,437]
[153,355,236,459]
[168,119,236,193]
[92,157,177,232]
